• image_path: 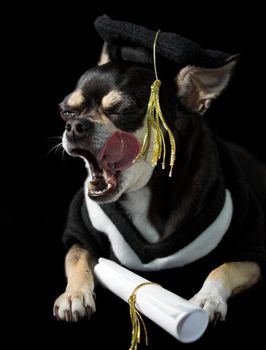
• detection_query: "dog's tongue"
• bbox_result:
[98,131,140,171]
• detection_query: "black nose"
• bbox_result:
[65,118,93,139]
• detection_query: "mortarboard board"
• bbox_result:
[94,15,232,68]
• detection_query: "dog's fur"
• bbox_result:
[53,41,265,324]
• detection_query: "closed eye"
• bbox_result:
[104,107,138,119]
[105,111,119,118]
[60,110,77,120]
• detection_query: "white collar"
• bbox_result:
[85,188,233,271]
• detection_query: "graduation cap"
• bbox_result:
[94,15,237,177]
[94,14,232,68]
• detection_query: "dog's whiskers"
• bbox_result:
[45,136,63,141]
[46,136,65,159]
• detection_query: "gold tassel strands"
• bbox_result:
[128,282,159,350]
[134,30,176,177]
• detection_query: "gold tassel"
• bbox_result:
[134,30,176,177]
[128,282,159,350]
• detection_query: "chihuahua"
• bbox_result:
[53,17,265,325]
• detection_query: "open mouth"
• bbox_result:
[72,131,140,199]
[73,148,117,198]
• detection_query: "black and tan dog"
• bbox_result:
[53,16,266,324]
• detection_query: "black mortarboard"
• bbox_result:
[94,15,236,176]
[94,15,232,68]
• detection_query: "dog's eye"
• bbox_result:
[104,109,120,119]
[61,111,76,118]
[106,112,119,118]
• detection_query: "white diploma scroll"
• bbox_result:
[94,258,209,343]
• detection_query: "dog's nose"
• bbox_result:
[65,118,93,139]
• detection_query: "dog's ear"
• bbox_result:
[98,41,153,66]
[176,55,239,114]
[98,42,111,66]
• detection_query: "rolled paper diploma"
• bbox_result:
[94,258,209,343]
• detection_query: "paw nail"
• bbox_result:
[73,311,79,322]
[64,310,71,322]
[86,306,92,320]
[213,312,222,326]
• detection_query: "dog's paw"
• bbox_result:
[190,281,228,323]
[53,289,96,322]
[190,292,227,323]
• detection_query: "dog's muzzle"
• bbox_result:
[65,118,93,143]
[64,123,141,199]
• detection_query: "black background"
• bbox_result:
[1,3,265,349]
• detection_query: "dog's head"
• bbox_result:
[60,17,238,204]
[60,61,156,203]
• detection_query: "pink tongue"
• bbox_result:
[98,131,140,171]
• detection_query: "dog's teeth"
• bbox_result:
[89,182,113,197]
[92,190,106,196]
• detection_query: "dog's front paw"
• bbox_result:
[53,289,96,322]
[190,292,227,323]
[190,280,229,323]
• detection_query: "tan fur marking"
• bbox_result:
[102,90,123,110]
[67,90,85,107]
[208,261,261,297]
[87,112,110,124]
[65,244,94,291]
[98,42,110,66]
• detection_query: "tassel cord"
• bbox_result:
[134,30,176,176]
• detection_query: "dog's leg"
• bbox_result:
[190,261,261,322]
[53,244,96,322]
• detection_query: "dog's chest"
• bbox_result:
[121,187,160,243]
